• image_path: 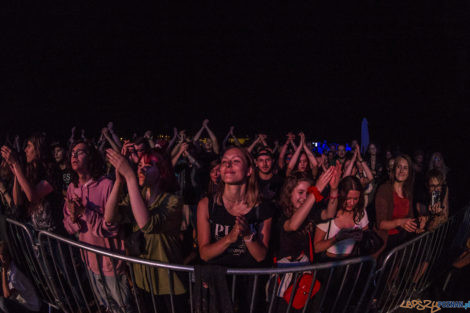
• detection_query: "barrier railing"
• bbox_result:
[4,218,60,310]
[373,206,470,313]
[36,230,376,313]
[2,206,468,313]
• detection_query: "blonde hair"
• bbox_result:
[215,147,259,208]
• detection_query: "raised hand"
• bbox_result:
[144,130,153,139]
[107,121,114,131]
[0,146,19,168]
[329,161,342,190]
[121,140,134,157]
[202,119,209,127]
[106,148,135,180]
[315,166,335,193]
[229,126,235,135]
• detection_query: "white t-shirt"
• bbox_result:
[316,210,369,256]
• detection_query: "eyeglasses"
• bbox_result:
[71,149,88,158]
[429,184,442,189]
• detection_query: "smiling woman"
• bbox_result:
[375,154,417,257]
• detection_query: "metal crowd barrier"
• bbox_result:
[2,207,468,313]
[4,218,60,310]
[35,230,376,313]
[373,205,470,313]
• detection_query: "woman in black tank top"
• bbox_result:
[197,147,273,267]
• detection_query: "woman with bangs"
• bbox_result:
[1,133,62,232]
[314,176,369,260]
[196,146,273,267]
[106,148,186,313]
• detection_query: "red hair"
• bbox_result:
[142,149,178,193]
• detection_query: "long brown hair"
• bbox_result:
[278,172,314,234]
[215,147,259,208]
[338,176,365,224]
[392,154,414,199]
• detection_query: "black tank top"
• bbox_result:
[207,197,274,267]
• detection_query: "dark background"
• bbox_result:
[1,1,469,206]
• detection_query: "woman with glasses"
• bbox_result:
[416,169,449,232]
[63,140,133,313]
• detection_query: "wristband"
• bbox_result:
[307,186,324,202]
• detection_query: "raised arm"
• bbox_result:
[321,162,341,220]
[192,121,206,144]
[286,135,304,176]
[102,128,121,152]
[302,134,319,178]
[144,130,155,149]
[222,127,232,151]
[357,149,374,183]
[68,126,76,148]
[342,148,358,178]
[1,146,52,205]
[166,127,179,154]
[172,142,188,167]
[106,149,149,229]
[107,122,122,149]
[104,171,124,224]
[247,135,261,153]
[278,136,290,170]
[204,121,220,154]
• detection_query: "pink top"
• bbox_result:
[63,177,126,276]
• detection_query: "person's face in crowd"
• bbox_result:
[291,181,310,210]
[327,151,334,162]
[134,143,146,160]
[220,148,252,185]
[285,152,293,165]
[414,154,424,164]
[337,145,346,159]
[138,158,160,187]
[432,154,444,168]
[24,141,38,164]
[329,145,336,153]
[54,146,65,163]
[385,150,393,160]
[428,177,443,194]
[209,164,220,184]
[71,143,89,173]
[351,140,359,149]
[344,190,360,211]
[368,144,377,156]
[297,153,308,172]
[256,155,273,175]
[394,158,409,183]
[204,139,213,152]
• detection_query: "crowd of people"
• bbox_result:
[0,120,455,313]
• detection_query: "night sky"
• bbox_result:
[2,2,470,203]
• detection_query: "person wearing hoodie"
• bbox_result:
[63,140,133,313]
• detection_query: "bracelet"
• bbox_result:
[307,186,324,202]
